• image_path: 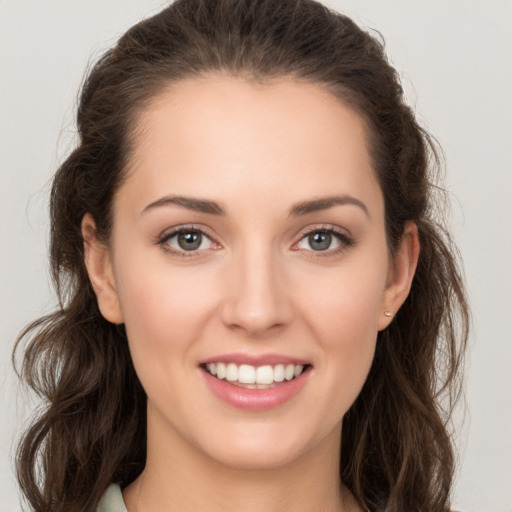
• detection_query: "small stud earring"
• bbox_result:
[384,311,392,317]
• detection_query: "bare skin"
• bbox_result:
[125,416,357,512]
[83,75,419,512]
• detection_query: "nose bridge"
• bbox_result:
[221,237,292,334]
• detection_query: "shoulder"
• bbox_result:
[97,484,128,512]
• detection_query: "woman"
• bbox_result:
[14,0,469,511]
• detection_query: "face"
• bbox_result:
[83,75,416,471]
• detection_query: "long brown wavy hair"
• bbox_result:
[14,1,469,511]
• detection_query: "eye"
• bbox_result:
[159,227,218,254]
[294,228,353,253]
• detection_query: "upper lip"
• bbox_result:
[199,353,311,367]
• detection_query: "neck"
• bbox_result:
[123,412,357,512]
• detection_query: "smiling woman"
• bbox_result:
[13,1,468,512]
[83,76,410,482]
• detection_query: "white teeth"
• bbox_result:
[273,364,285,382]
[256,365,274,385]
[216,362,226,379]
[284,364,295,380]
[238,364,256,384]
[225,363,238,382]
[205,362,306,384]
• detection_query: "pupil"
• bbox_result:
[178,232,202,251]
[309,232,331,251]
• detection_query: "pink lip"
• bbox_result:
[200,365,311,411]
[199,353,310,366]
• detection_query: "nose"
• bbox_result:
[220,244,293,336]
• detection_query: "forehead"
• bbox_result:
[119,74,382,218]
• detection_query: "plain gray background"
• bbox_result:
[1,1,511,511]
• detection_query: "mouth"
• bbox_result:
[201,362,311,389]
[199,354,313,410]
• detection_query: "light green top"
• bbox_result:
[95,482,465,511]
[97,484,128,512]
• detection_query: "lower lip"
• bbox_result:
[201,367,311,411]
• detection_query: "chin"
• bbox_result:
[205,440,310,471]
[194,419,339,472]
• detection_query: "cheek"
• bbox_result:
[298,252,388,340]
[294,254,388,408]
[112,254,219,376]
[313,281,379,381]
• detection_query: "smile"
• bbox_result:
[200,358,312,410]
[204,362,307,389]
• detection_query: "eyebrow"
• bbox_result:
[289,195,370,218]
[141,194,369,218]
[141,195,225,216]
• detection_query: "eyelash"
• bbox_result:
[156,224,355,258]
[292,225,355,258]
[156,225,218,258]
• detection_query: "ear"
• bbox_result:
[378,221,420,331]
[81,213,124,324]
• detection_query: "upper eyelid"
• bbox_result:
[294,224,352,240]
[158,224,217,242]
